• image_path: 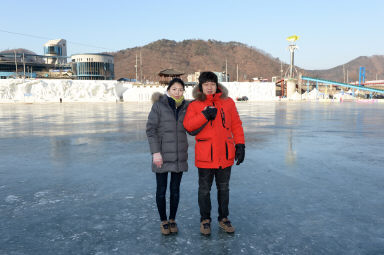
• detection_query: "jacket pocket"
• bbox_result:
[226,140,235,160]
[195,139,212,162]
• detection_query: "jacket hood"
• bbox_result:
[151,92,164,104]
[192,83,228,101]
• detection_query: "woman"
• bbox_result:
[146,78,189,235]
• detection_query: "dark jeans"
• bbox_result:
[156,172,183,222]
[198,166,231,222]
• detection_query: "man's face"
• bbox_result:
[202,82,217,95]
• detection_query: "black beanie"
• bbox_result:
[198,72,218,92]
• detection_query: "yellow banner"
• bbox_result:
[286,35,299,42]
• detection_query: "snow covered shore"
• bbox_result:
[0,79,277,103]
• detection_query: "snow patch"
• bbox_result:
[5,195,20,203]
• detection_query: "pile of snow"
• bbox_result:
[0,79,125,103]
[221,82,276,101]
[0,79,277,103]
[333,90,357,101]
[122,82,276,102]
[289,91,302,100]
[301,88,330,100]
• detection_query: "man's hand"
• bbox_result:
[153,152,163,168]
[202,106,217,120]
[235,144,245,165]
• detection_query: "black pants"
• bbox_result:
[156,172,183,222]
[198,166,231,222]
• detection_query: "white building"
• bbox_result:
[43,39,67,65]
[70,53,114,80]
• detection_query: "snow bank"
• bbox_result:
[0,79,277,103]
[333,90,357,101]
[0,79,124,103]
[301,88,330,100]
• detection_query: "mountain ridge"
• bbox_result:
[112,39,384,83]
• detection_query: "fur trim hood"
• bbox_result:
[151,92,164,104]
[192,83,228,101]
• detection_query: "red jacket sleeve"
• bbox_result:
[183,102,208,132]
[228,98,245,144]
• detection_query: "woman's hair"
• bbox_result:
[198,71,218,92]
[167,78,185,91]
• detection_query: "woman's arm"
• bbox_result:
[146,103,161,154]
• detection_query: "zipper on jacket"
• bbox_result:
[175,107,180,171]
[210,102,215,126]
[211,144,213,161]
[225,142,228,160]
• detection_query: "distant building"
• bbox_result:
[252,77,269,82]
[158,69,184,84]
[71,53,114,80]
[0,39,115,80]
[0,52,55,79]
[44,39,67,65]
[187,71,229,83]
[214,71,229,82]
[187,72,200,82]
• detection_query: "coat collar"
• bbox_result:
[151,92,187,109]
[192,83,228,101]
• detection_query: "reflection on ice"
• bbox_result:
[0,102,384,254]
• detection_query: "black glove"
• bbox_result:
[202,107,217,120]
[235,144,245,165]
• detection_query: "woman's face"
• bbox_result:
[168,83,184,99]
[202,82,217,95]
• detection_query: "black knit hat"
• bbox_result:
[198,72,218,92]
[167,78,185,91]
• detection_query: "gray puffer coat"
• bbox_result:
[146,92,190,173]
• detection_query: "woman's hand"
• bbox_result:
[153,152,163,168]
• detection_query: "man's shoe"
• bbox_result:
[160,221,170,235]
[200,219,211,235]
[169,219,178,234]
[219,218,235,233]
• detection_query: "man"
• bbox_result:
[183,71,245,235]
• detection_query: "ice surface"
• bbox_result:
[0,79,276,103]
[0,102,384,254]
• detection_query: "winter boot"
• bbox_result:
[200,219,211,235]
[219,218,235,233]
[160,221,170,235]
[169,219,178,234]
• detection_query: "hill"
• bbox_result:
[0,48,37,55]
[112,39,285,81]
[303,55,384,83]
[112,39,384,83]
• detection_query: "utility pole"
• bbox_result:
[343,65,345,83]
[225,59,228,82]
[346,69,349,83]
[14,51,18,78]
[280,61,283,80]
[236,64,239,82]
[140,51,143,83]
[135,54,138,82]
[23,53,26,79]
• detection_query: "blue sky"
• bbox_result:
[0,0,383,70]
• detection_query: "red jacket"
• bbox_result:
[183,84,245,169]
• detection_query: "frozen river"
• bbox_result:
[0,102,383,255]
